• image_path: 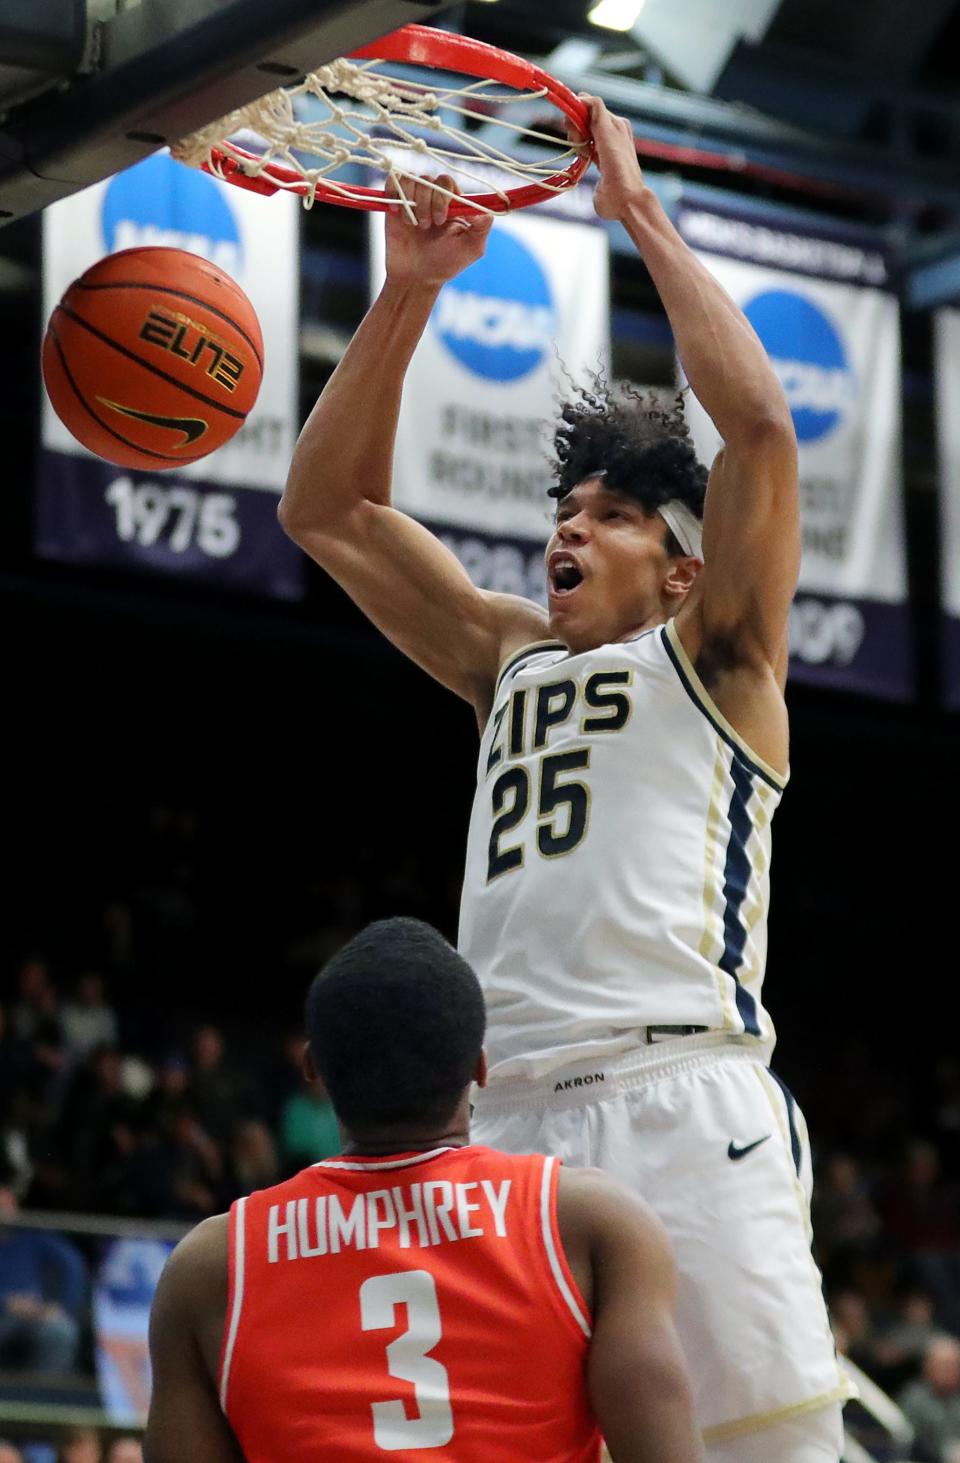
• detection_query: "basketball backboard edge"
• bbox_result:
[0,0,450,225]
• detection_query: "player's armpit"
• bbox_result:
[144,1223,246,1463]
[569,1172,704,1463]
[285,498,548,712]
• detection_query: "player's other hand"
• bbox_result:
[580,94,646,220]
[385,174,495,287]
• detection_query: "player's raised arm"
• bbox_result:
[278,180,548,715]
[559,1168,703,1463]
[144,1217,246,1463]
[585,97,799,687]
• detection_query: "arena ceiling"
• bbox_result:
[0,0,959,296]
[469,0,960,302]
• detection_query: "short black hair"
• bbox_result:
[550,376,707,547]
[305,918,486,1132]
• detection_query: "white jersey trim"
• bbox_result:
[663,620,788,791]
[219,1195,247,1413]
[539,1156,591,1338]
[313,1147,456,1172]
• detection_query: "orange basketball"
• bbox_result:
[42,246,264,471]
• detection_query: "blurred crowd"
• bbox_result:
[4,967,960,1459]
[0,964,338,1224]
[811,1078,960,1461]
[0,1428,141,1463]
[3,798,960,1461]
[0,959,343,1384]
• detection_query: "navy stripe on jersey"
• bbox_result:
[660,627,783,792]
[494,641,566,698]
[767,1069,803,1176]
[719,758,761,1036]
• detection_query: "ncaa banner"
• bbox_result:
[936,309,960,708]
[39,153,302,599]
[94,1236,175,1423]
[677,204,911,700]
[369,209,609,603]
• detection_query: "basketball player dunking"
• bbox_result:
[145,919,701,1462]
[279,99,854,1460]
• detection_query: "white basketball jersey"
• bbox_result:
[458,620,787,1084]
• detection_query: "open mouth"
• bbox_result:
[549,557,584,596]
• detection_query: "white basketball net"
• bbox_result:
[172,57,587,216]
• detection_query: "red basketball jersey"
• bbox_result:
[219,1144,600,1461]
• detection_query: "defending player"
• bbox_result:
[278,98,852,1460]
[145,918,700,1463]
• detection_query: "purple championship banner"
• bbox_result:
[39,152,303,600]
[935,309,960,709]
[677,199,913,701]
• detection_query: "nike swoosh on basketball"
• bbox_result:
[727,1135,771,1161]
[98,398,209,447]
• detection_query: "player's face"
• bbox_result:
[545,479,674,652]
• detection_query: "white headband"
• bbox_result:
[658,501,704,563]
[576,472,703,561]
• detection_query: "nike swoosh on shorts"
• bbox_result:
[727,1135,771,1161]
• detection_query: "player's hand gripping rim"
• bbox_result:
[383,173,495,287]
[570,94,646,222]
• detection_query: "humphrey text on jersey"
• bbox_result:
[267,1178,513,1261]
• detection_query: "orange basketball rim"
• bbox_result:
[174,25,594,217]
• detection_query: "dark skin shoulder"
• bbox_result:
[144,1214,242,1463]
[557,1167,703,1463]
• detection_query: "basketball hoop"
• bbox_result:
[171,25,592,217]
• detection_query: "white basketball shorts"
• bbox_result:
[471,1033,856,1446]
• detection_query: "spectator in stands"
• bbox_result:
[279,1073,340,1168]
[10,962,56,1046]
[143,1054,187,1131]
[155,1103,223,1221]
[0,1440,23,1463]
[829,1287,888,1379]
[883,1141,960,1325]
[59,977,118,1065]
[227,1120,278,1198]
[104,1440,141,1463]
[874,1290,942,1393]
[898,1333,960,1463]
[261,1033,309,1128]
[57,1048,140,1212]
[0,1100,31,1202]
[813,1153,881,1275]
[17,1008,67,1127]
[55,1429,100,1463]
[187,1026,257,1146]
[0,1186,85,1374]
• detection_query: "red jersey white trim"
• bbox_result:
[221,1147,601,1461]
[219,1195,247,1411]
[312,1147,456,1172]
[540,1156,591,1337]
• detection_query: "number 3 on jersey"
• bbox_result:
[360,1270,454,1451]
[487,749,591,881]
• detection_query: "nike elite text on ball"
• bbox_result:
[42,246,263,471]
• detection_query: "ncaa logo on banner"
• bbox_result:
[101,152,242,274]
[743,290,856,443]
[433,228,556,383]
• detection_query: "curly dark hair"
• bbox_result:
[550,376,707,551]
